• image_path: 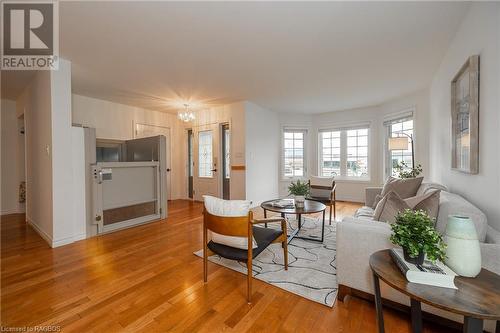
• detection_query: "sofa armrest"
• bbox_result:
[365,187,383,207]
[337,217,393,294]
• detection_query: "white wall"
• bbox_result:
[1,99,21,215]
[51,59,81,246]
[245,102,279,206]
[277,89,430,203]
[15,59,84,247]
[429,2,500,232]
[17,71,54,242]
[72,94,187,199]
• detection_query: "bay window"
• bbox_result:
[319,126,370,179]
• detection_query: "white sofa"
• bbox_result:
[336,183,500,332]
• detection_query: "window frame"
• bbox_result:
[281,128,307,180]
[318,125,370,181]
[384,112,415,179]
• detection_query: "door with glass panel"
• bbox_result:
[193,124,220,201]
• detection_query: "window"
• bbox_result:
[319,126,370,179]
[283,129,306,178]
[386,117,413,177]
[223,126,230,179]
[319,130,341,177]
[198,130,213,178]
[347,128,368,177]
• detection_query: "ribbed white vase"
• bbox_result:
[444,215,481,277]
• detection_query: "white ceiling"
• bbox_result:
[2,2,469,114]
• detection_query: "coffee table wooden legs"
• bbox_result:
[410,299,422,333]
[372,270,488,333]
[373,273,422,333]
[373,273,385,333]
[464,317,483,333]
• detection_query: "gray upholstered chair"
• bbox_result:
[307,176,337,224]
[203,209,288,303]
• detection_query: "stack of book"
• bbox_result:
[390,248,457,289]
[270,199,294,208]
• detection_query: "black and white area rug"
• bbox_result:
[194,216,338,307]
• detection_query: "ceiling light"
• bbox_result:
[178,104,195,122]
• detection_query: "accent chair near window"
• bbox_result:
[307,176,337,224]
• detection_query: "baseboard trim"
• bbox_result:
[337,284,462,332]
[26,217,53,248]
[1,208,22,216]
[27,217,87,248]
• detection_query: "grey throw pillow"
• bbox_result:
[373,191,411,224]
[381,176,424,199]
[404,189,441,221]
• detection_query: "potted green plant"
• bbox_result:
[394,161,423,179]
[288,180,310,208]
[390,209,446,265]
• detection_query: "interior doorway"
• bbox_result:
[221,123,230,200]
[135,123,172,200]
[187,129,194,199]
[193,123,221,201]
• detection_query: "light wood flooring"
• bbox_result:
[1,200,456,332]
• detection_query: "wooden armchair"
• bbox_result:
[203,210,288,303]
[307,176,337,224]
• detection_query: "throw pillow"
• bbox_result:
[372,194,383,209]
[373,191,411,224]
[404,189,441,221]
[381,176,424,199]
[203,195,258,249]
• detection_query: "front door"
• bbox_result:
[193,124,220,201]
[135,123,172,200]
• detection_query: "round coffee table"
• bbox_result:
[369,250,500,333]
[260,199,326,243]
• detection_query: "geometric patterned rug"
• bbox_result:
[194,216,338,307]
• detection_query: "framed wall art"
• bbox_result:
[451,55,479,174]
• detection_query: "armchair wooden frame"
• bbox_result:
[203,210,288,303]
[307,179,337,224]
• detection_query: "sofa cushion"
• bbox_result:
[203,195,257,249]
[373,191,410,224]
[436,191,487,242]
[354,206,375,220]
[405,189,441,221]
[381,176,424,199]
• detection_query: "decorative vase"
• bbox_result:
[294,195,305,208]
[403,248,425,265]
[444,215,481,277]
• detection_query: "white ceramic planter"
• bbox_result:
[444,215,481,277]
[295,195,305,208]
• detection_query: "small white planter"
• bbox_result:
[294,195,305,208]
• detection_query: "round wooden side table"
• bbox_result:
[369,250,500,333]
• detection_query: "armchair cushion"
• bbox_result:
[208,226,283,261]
[203,195,257,249]
[309,176,335,199]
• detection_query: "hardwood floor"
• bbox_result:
[1,200,456,332]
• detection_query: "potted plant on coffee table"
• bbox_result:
[390,209,446,265]
[288,180,310,208]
